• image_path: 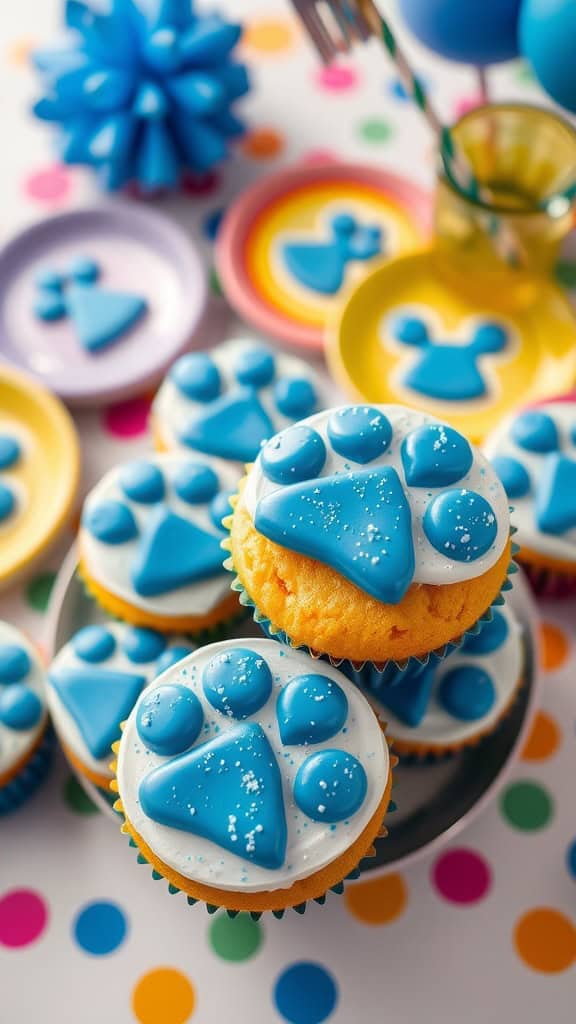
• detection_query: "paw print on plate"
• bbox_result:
[0,432,25,527]
[0,623,47,781]
[282,212,383,295]
[152,339,326,464]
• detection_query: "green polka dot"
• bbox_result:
[63,774,99,815]
[555,261,576,289]
[209,912,263,962]
[359,118,393,144]
[26,570,56,612]
[209,266,223,297]
[514,60,536,85]
[500,780,553,831]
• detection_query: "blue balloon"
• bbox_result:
[398,0,521,66]
[520,0,576,114]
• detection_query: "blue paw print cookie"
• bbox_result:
[282,212,383,295]
[152,339,326,465]
[0,431,25,528]
[80,453,240,629]
[48,622,194,788]
[0,621,48,812]
[116,639,390,900]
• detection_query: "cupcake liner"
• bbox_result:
[0,727,55,816]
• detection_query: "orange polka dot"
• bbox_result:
[344,873,407,925]
[132,968,195,1024]
[241,128,285,161]
[514,908,576,974]
[243,18,296,54]
[540,622,569,671]
[8,37,37,66]
[521,710,561,761]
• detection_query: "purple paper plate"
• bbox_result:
[0,202,207,406]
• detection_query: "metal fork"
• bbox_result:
[290,0,379,62]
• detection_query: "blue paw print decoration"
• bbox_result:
[33,256,147,353]
[0,625,47,800]
[0,434,24,526]
[387,311,510,402]
[282,213,383,295]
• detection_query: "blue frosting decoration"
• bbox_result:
[511,411,559,453]
[120,461,165,504]
[131,506,224,596]
[122,627,166,664]
[379,662,436,727]
[438,665,496,722]
[137,684,203,756]
[0,685,43,731]
[294,749,367,823]
[535,454,576,534]
[461,609,509,655]
[327,406,392,465]
[255,467,415,604]
[179,390,274,463]
[0,484,16,524]
[139,723,288,870]
[261,425,326,485]
[65,281,147,353]
[173,462,219,505]
[34,291,66,321]
[276,674,348,745]
[491,455,531,499]
[49,666,146,759]
[84,499,138,545]
[274,378,318,420]
[210,491,234,531]
[401,424,473,487]
[0,645,31,684]
[234,347,275,388]
[73,626,116,663]
[282,213,382,295]
[423,489,497,562]
[155,645,194,676]
[69,256,99,283]
[203,648,273,720]
[0,436,21,470]
[35,267,64,292]
[170,354,221,403]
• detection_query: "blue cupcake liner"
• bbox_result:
[0,727,55,816]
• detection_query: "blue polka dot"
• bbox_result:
[173,462,219,504]
[70,256,100,283]
[275,378,318,419]
[73,901,127,956]
[123,628,166,664]
[327,406,392,464]
[0,436,21,470]
[261,426,326,485]
[424,489,498,562]
[274,962,338,1024]
[0,483,16,523]
[294,749,367,823]
[511,411,559,453]
[491,455,531,499]
[155,646,194,676]
[203,647,273,720]
[0,644,31,684]
[72,626,116,663]
[393,315,428,345]
[461,610,509,655]
[234,346,275,387]
[202,208,225,241]
[137,683,204,755]
[119,461,165,504]
[438,665,496,721]
[170,353,221,402]
[566,838,576,880]
[0,685,43,730]
[83,500,138,545]
[388,75,427,102]
[210,490,234,531]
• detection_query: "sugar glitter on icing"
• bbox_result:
[327,406,392,464]
[401,423,472,487]
[203,648,273,720]
[137,684,204,757]
[294,749,367,822]
[423,489,498,563]
[277,674,348,746]
[0,622,47,781]
[261,425,326,485]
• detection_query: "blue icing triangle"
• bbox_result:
[179,390,274,462]
[255,467,415,604]
[131,505,224,597]
[535,454,576,534]
[66,282,147,352]
[139,722,287,870]
[283,241,345,295]
[378,663,436,727]
[49,666,146,760]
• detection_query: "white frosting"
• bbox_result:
[243,405,510,586]
[117,639,390,894]
[484,401,576,564]
[0,622,48,778]
[80,452,239,618]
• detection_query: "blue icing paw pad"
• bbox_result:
[72,626,116,663]
[131,506,224,597]
[123,628,166,664]
[535,454,576,534]
[139,723,288,870]
[423,489,497,562]
[69,256,99,283]
[137,684,203,756]
[294,749,367,822]
[274,378,317,420]
[0,483,16,523]
[0,436,21,470]
[155,646,194,676]
[261,425,326,485]
[180,390,274,463]
[255,467,415,604]
[65,282,147,353]
[173,463,219,505]
[203,648,272,719]
[402,424,472,487]
[0,645,31,684]
[461,610,509,655]
[120,461,165,504]
[511,411,559,453]
[277,673,348,745]
[0,685,43,730]
[84,499,138,544]
[170,354,221,402]
[491,455,531,499]
[234,346,275,387]
[282,213,382,295]
[327,406,392,464]
[49,666,146,759]
[379,662,436,727]
[34,291,66,321]
[210,491,234,531]
[438,665,496,721]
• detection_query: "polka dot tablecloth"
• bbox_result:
[1,2,576,1022]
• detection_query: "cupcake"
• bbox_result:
[48,623,194,794]
[79,452,240,633]
[152,338,326,466]
[0,622,52,814]
[225,405,514,681]
[112,638,394,917]
[485,398,576,596]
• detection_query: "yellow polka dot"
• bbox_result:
[540,622,569,671]
[132,968,195,1024]
[344,873,407,925]
[241,128,285,161]
[514,908,576,973]
[243,18,296,54]
[521,710,561,761]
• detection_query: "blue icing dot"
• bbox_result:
[0,685,43,730]
[119,461,165,504]
[234,346,275,388]
[294,749,367,823]
[155,645,194,676]
[170,353,221,402]
[0,436,21,470]
[274,378,318,419]
[327,406,392,464]
[402,424,473,487]
[0,644,31,684]
[35,267,64,292]
[0,483,16,523]
[70,256,99,283]
[123,627,166,664]
[173,462,219,504]
[277,674,348,745]
[570,423,576,446]
[210,490,234,531]
[511,411,559,453]
[491,455,531,499]
[136,683,203,756]
[83,500,138,545]
[261,425,326,485]
[535,453,576,534]
[461,610,509,655]
[202,647,273,719]
[72,626,116,663]
[438,665,496,721]
[423,489,497,562]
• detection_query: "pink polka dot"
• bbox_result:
[301,148,339,165]
[0,890,48,948]
[102,395,152,438]
[316,63,358,92]
[432,848,492,905]
[24,164,72,205]
[454,95,484,119]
